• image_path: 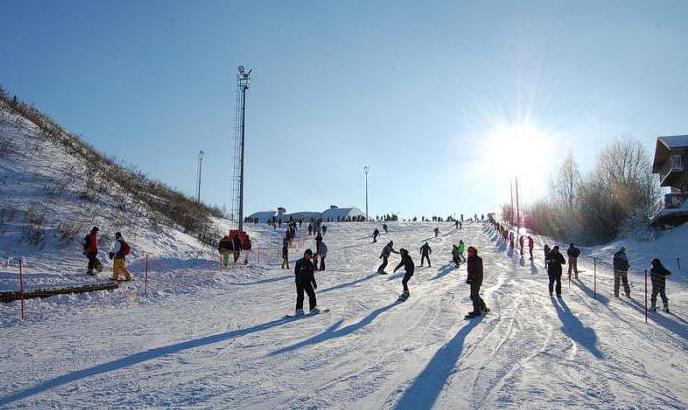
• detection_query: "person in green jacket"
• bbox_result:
[457,240,466,263]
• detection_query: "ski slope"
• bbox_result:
[1,221,687,409]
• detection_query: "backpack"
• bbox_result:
[120,240,131,256]
[82,235,90,252]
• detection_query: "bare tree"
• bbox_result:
[551,152,580,212]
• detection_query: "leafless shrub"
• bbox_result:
[56,220,83,248]
[0,136,13,158]
[23,207,47,247]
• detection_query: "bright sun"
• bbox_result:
[481,122,556,200]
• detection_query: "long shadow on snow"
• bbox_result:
[229,275,292,286]
[394,318,483,410]
[430,263,456,281]
[551,295,604,359]
[575,278,610,305]
[624,298,688,341]
[0,317,295,407]
[271,302,399,355]
[320,272,379,293]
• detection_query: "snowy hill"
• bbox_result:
[1,221,686,408]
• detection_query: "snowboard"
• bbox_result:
[284,308,330,319]
[378,271,388,275]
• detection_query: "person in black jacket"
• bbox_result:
[218,235,233,267]
[393,248,415,298]
[613,247,631,298]
[466,246,488,317]
[419,242,432,267]
[378,241,399,274]
[372,228,380,243]
[232,234,242,263]
[650,258,670,312]
[546,245,566,296]
[567,243,581,280]
[293,249,319,316]
[543,244,551,271]
[281,235,290,269]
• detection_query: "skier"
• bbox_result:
[543,244,551,271]
[218,234,233,267]
[378,241,399,274]
[372,228,380,243]
[232,234,242,263]
[519,235,524,256]
[281,235,290,269]
[465,246,488,318]
[82,226,101,275]
[649,258,671,312]
[419,242,432,267]
[566,243,581,280]
[613,247,631,298]
[108,232,132,282]
[528,236,534,260]
[546,245,566,297]
[293,249,319,316]
[316,240,328,271]
[457,240,466,263]
[434,227,440,237]
[393,248,415,300]
[382,224,388,234]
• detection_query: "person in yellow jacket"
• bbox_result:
[109,232,133,282]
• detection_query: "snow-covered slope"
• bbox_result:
[1,221,686,408]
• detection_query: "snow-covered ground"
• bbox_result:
[2,221,686,409]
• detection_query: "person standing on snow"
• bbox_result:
[218,234,233,267]
[83,226,101,275]
[393,248,415,300]
[281,235,290,269]
[232,234,242,263]
[528,236,534,260]
[543,244,551,271]
[546,245,566,297]
[455,220,459,229]
[466,246,488,318]
[322,225,327,236]
[372,228,380,243]
[457,240,466,263]
[308,223,313,236]
[650,258,671,312]
[383,224,388,234]
[613,247,631,298]
[316,240,328,271]
[519,235,525,256]
[566,243,581,280]
[378,241,399,274]
[108,232,132,282]
[293,249,320,316]
[419,242,432,267]
[434,227,440,237]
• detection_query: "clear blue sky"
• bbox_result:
[2,0,687,219]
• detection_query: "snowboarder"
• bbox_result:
[108,232,132,282]
[382,224,388,234]
[649,258,671,312]
[546,245,566,296]
[566,243,581,280]
[457,240,466,263]
[316,240,328,271]
[393,248,415,300]
[528,236,534,260]
[372,228,380,243]
[82,226,102,275]
[281,235,290,269]
[419,242,432,267]
[293,249,319,316]
[613,247,631,298]
[465,246,488,318]
[232,234,242,263]
[543,244,551,271]
[218,234,233,267]
[322,225,327,236]
[378,241,399,274]
[434,227,440,237]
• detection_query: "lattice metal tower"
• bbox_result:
[196,150,204,203]
[230,66,252,231]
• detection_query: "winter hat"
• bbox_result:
[92,226,99,232]
[467,246,477,255]
[619,246,625,252]
[400,248,408,255]
[552,245,559,251]
[115,232,122,239]
[304,249,313,256]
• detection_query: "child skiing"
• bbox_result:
[465,246,488,318]
[109,232,132,282]
[419,242,432,267]
[393,248,415,300]
[650,258,671,312]
[293,249,320,316]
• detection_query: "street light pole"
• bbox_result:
[237,65,251,232]
[364,165,370,221]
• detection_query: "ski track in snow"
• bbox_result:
[1,222,687,409]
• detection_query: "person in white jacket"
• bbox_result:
[109,232,132,282]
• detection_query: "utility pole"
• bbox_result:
[510,180,514,224]
[515,177,520,230]
[236,65,252,232]
[364,165,370,221]
[196,150,204,203]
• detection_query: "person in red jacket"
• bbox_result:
[83,226,101,275]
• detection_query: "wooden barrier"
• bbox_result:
[0,282,119,303]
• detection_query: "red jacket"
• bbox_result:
[86,232,98,253]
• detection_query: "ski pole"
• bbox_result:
[19,257,24,320]
[644,269,648,324]
[593,258,597,300]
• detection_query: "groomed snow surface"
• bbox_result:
[1,221,687,409]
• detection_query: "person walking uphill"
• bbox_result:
[420,242,432,267]
[567,243,580,280]
[293,249,320,316]
[316,240,328,271]
[378,241,399,274]
[109,232,132,282]
[393,248,415,300]
[613,247,631,298]
[281,235,290,269]
[546,245,566,296]
[650,258,671,312]
[218,235,233,267]
[83,226,102,275]
[465,246,488,318]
